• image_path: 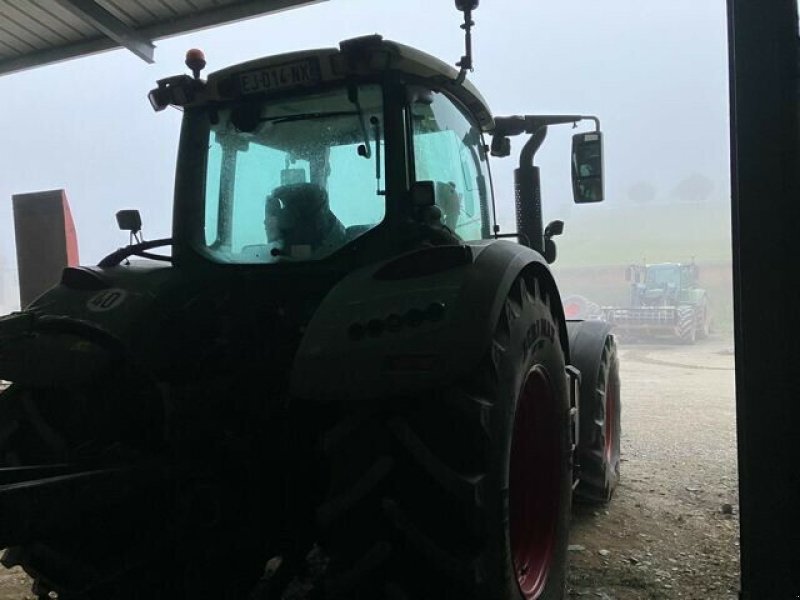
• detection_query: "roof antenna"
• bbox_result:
[454,0,479,84]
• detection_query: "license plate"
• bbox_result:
[238,59,321,95]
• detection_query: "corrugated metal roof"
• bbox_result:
[0,0,325,76]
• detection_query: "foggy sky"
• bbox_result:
[0,0,729,310]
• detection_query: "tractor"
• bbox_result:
[0,4,620,599]
[601,262,712,344]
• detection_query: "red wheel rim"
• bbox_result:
[510,366,560,599]
[604,372,616,463]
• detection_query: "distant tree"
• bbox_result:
[627,181,657,204]
[671,172,715,203]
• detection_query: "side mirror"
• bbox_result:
[490,135,511,157]
[625,265,643,283]
[571,131,604,203]
[116,210,142,234]
[148,75,197,112]
[543,220,563,264]
[625,266,634,282]
[455,0,479,10]
[680,263,698,283]
[544,219,564,238]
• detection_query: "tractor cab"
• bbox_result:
[629,262,700,306]
[142,34,603,271]
[147,36,497,268]
[645,263,681,289]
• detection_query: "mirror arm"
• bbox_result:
[494,113,601,249]
[519,124,547,166]
[495,114,599,137]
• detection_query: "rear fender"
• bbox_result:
[680,288,707,305]
[0,263,170,385]
[0,311,126,387]
[290,240,568,401]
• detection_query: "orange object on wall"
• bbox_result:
[12,189,79,308]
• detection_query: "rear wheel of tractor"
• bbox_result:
[676,306,696,344]
[574,336,621,504]
[610,327,633,345]
[317,274,572,600]
[695,298,711,340]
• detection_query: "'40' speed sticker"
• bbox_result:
[86,288,128,312]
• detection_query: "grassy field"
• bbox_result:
[550,199,734,332]
[552,200,732,267]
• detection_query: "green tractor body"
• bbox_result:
[0,33,621,600]
[601,262,712,343]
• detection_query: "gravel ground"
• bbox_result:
[567,335,739,599]
[0,337,739,599]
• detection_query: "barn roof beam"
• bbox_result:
[53,0,155,63]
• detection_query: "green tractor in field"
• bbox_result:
[0,4,621,599]
[602,262,712,344]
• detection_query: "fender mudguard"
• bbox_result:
[681,287,707,306]
[0,262,188,384]
[0,311,126,386]
[565,319,614,408]
[290,240,568,401]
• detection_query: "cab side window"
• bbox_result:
[410,90,492,240]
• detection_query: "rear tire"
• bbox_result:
[676,306,696,344]
[317,274,572,599]
[695,298,711,340]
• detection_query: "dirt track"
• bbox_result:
[567,335,739,599]
[0,337,739,599]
